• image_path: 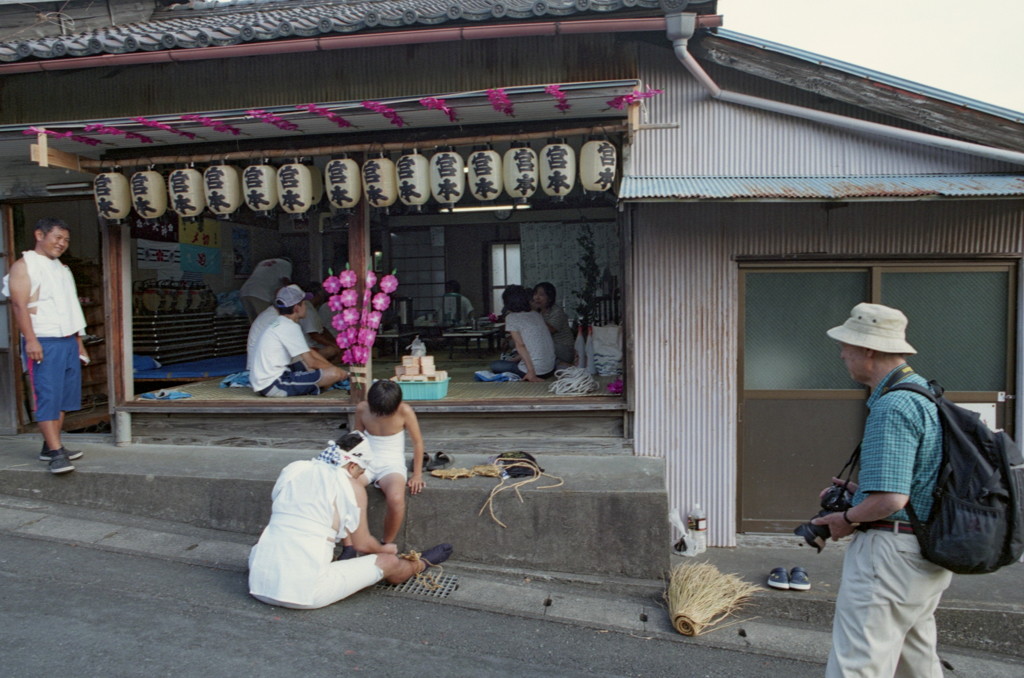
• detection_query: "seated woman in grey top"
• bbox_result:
[531,282,575,365]
[490,285,556,381]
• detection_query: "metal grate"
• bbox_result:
[374,573,459,599]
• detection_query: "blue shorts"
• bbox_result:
[258,361,322,397]
[26,336,82,422]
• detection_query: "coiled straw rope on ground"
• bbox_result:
[548,367,599,395]
[664,562,759,636]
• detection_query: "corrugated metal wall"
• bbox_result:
[629,43,1018,177]
[633,199,1024,546]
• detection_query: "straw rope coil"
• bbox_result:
[548,367,600,395]
[477,460,564,528]
[398,549,442,590]
[664,563,759,636]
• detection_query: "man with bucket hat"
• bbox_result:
[813,303,949,677]
[248,432,453,609]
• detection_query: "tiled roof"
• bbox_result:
[0,0,681,63]
[619,175,1024,200]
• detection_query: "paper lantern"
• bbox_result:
[430,147,465,208]
[94,172,131,221]
[242,164,279,213]
[203,165,243,216]
[277,163,315,214]
[129,170,166,219]
[467,145,502,202]
[540,138,576,199]
[167,168,206,218]
[502,142,537,205]
[325,157,361,209]
[580,137,618,193]
[395,150,429,209]
[362,155,397,208]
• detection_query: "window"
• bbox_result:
[489,242,521,312]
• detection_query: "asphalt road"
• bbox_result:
[1,534,825,678]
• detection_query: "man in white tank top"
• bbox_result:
[4,218,89,474]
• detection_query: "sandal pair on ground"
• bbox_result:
[408,452,454,472]
[768,566,811,591]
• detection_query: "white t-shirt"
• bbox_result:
[248,460,361,606]
[442,293,474,326]
[300,300,325,346]
[317,303,338,337]
[506,310,556,376]
[246,305,279,371]
[4,250,88,338]
[250,316,311,391]
[239,258,292,303]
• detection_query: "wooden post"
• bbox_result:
[347,178,370,404]
[101,218,128,412]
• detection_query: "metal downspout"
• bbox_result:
[666,13,1024,167]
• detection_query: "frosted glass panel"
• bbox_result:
[491,245,505,284]
[506,244,521,285]
[882,271,1008,391]
[745,271,869,390]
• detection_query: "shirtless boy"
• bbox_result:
[353,380,425,544]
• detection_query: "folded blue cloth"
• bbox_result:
[140,390,192,400]
[474,370,521,382]
[330,378,351,391]
[219,371,251,388]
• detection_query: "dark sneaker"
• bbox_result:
[48,452,75,475]
[420,543,454,568]
[767,567,790,590]
[788,567,811,591]
[40,443,83,462]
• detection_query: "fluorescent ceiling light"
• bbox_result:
[46,182,92,191]
[445,204,531,214]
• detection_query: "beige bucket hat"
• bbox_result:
[827,303,917,354]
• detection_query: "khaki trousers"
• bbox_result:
[827,529,952,678]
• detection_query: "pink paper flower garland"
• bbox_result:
[131,117,197,140]
[362,101,406,128]
[324,267,400,366]
[23,127,101,146]
[487,88,515,116]
[180,114,241,135]
[247,109,300,131]
[420,97,458,122]
[83,124,154,143]
[607,87,664,110]
[545,85,572,112]
[296,104,353,128]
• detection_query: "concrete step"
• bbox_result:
[0,436,668,579]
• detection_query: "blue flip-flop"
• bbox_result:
[789,567,811,591]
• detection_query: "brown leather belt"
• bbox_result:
[862,520,915,534]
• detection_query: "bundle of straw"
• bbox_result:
[664,562,759,636]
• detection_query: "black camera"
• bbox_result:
[794,483,853,552]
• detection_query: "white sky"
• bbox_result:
[719,0,1024,113]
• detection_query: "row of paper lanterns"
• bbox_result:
[92,138,617,221]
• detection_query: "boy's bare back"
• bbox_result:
[355,400,415,436]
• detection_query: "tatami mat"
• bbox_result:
[136,375,620,401]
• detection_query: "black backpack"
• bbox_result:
[888,381,1024,574]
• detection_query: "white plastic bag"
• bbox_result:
[574,326,587,370]
[407,335,427,357]
[591,325,622,376]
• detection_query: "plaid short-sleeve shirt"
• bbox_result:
[852,366,942,522]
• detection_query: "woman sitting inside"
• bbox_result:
[490,284,556,382]
[531,282,575,366]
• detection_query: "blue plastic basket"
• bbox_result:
[396,378,449,400]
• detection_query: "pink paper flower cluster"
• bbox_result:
[23,127,101,146]
[487,88,515,116]
[324,267,400,366]
[545,85,572,113]
[362,101,406,128]
[420,97,458,122]
[296,104,353,128]
[83,124,154,144]
[180,114,241,135]
[131,117,197,140]
[247,110,300,131]
[607,378,623,395]
[607,87,664,110]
